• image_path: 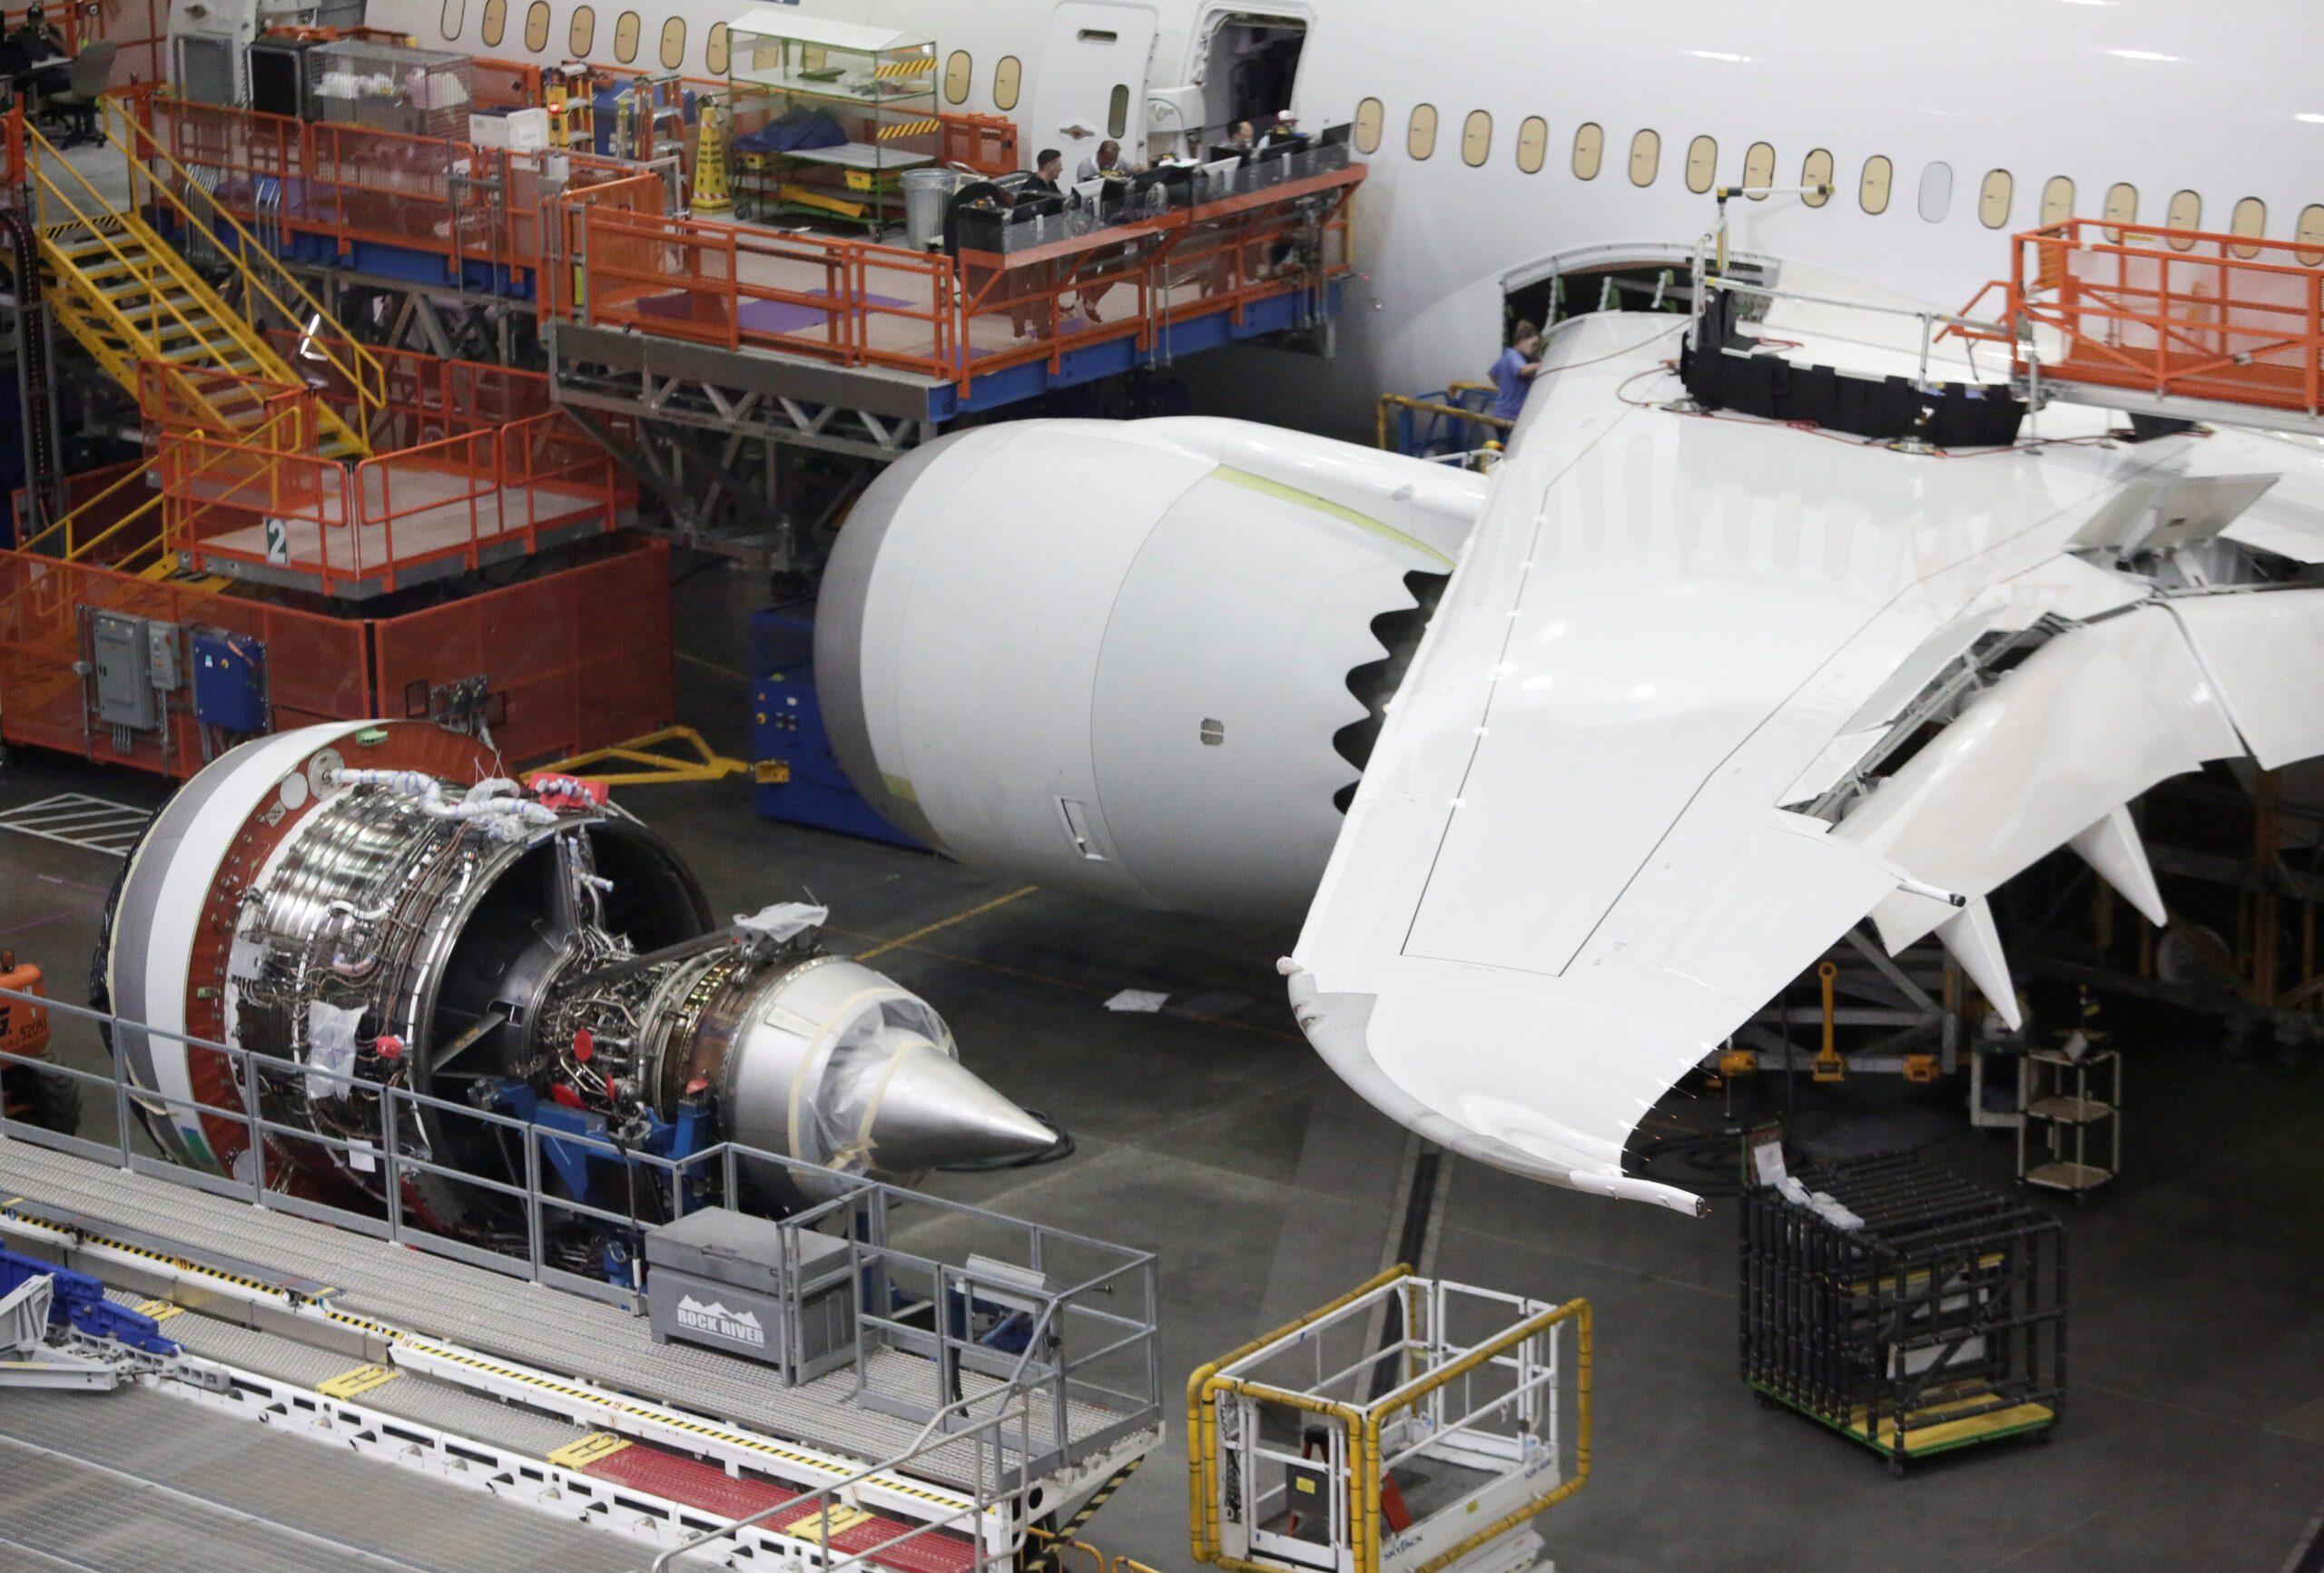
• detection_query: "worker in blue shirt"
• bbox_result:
[1490,321,1544,426]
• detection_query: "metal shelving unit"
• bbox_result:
[2018,1047,2121,1197]
[724,10,940,231]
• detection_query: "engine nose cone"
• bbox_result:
[858,1040,1055,1171]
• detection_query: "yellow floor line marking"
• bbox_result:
[857,886,1038,961]
[675,651,754,684]
[133,1299,184,1322]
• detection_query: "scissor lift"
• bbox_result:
[1189,1267,1590,1573]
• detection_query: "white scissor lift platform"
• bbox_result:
[1188,1266,1590,1573]
[0,1133,1162,1572]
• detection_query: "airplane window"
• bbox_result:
[944,51,971,106]
[2230,196,2266,259]
[2164,189,2201,249]
[1515,116,1547,174]
[2299,204,2324,267]
[567,4,592,53]
[993,55,1021,113]
[1629,128,1659,186]
[1462,111,1491,167]
[612,9,637,62]
[522,1,547,52]
[479,0,506,46]
[1743,141,1774,199]
[705,21,726,73]
[2040,175,2074,226]
[1108,84,1129,137]
[1916,161,1952,222]
[1685,135,1716,194]
[1800,147,1833,207]
[439,0,463,42]
[1407,103,1437,161]
[1978,169,2013,229]
[2102,182,2137,241]
[1571,122,1603,180]
[1859,154,1892,214]
[658,15,683,68]
[1353,98,1384,154]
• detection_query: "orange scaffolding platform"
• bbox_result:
[2008,218,2324,427]
[150,339,633,598]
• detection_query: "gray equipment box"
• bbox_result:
[644,1208,858,1384]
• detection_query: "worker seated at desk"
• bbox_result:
[3,8,67,98]
[1075,139,1142,183]
[1021,148,1065,198]
[1256,112,1308,157]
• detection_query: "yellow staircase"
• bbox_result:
[25,107,382,459]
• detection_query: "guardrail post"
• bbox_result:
[381,1084,402,1245]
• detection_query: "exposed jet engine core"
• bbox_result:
[816,418,1488,922]
[99,722,1051,1232]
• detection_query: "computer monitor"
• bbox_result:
[1316,123,1352,149]
[1200,156,1241,188]
[1073,178,1105,208]
[1206,143,1250,164]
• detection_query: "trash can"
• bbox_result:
[902,168,959,251]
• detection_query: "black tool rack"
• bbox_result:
[1739,1151,2064,1475]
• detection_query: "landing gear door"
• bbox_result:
[1034,2,1156,164]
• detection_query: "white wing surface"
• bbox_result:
[1285,310,2324,1214]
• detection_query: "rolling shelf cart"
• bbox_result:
[2018,1047,2121,1198]
[1741,1151,2065,1476]
[724,11,940,231]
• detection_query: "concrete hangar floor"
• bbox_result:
[4,564,2323,1573]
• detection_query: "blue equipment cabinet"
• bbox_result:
[191,630,269,734]
[749,602,923,850]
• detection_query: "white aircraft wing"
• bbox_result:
[1285,310,2324,1214]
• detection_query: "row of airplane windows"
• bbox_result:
[438,4,1047,116]
[1352,98,2324,260]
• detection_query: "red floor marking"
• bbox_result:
[583,1441,979,1573]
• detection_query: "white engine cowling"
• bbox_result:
[815,418,1488,922]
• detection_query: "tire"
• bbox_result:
[24,1064,81,1136]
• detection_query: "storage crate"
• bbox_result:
[1739,1151,2064,1473]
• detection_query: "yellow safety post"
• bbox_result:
[1811,960,1845,1082]
[691,97,734,218]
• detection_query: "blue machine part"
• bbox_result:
[486,1083,714,1269]
[191,630,268,733]
[749,603,924,850]
[0,1246,181,1356]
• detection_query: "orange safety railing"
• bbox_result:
[940,113,1017,177]
[566,156,1362,395]
[162,412,625,596]
[2010,218,2324,417]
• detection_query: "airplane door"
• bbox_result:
[1034,2,1157,162]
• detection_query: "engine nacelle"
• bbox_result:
[817,418,1487,922]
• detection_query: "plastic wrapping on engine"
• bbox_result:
[797,994,953,1171]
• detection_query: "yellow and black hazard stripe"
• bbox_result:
[872,57,934,77]
[1018,1458,1144,1572]
[876,119,942,141]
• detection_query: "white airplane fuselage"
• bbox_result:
[369,0,2324,430]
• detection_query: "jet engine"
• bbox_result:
[816,418,1488,922]
[99,721,1051,1243]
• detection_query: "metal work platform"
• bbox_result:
[0,1384,669,1571]
[0,1137,1154,1502]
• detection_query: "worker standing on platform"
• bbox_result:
[1490,321,1544,426]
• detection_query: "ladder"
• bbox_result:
[24,109,380,460]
